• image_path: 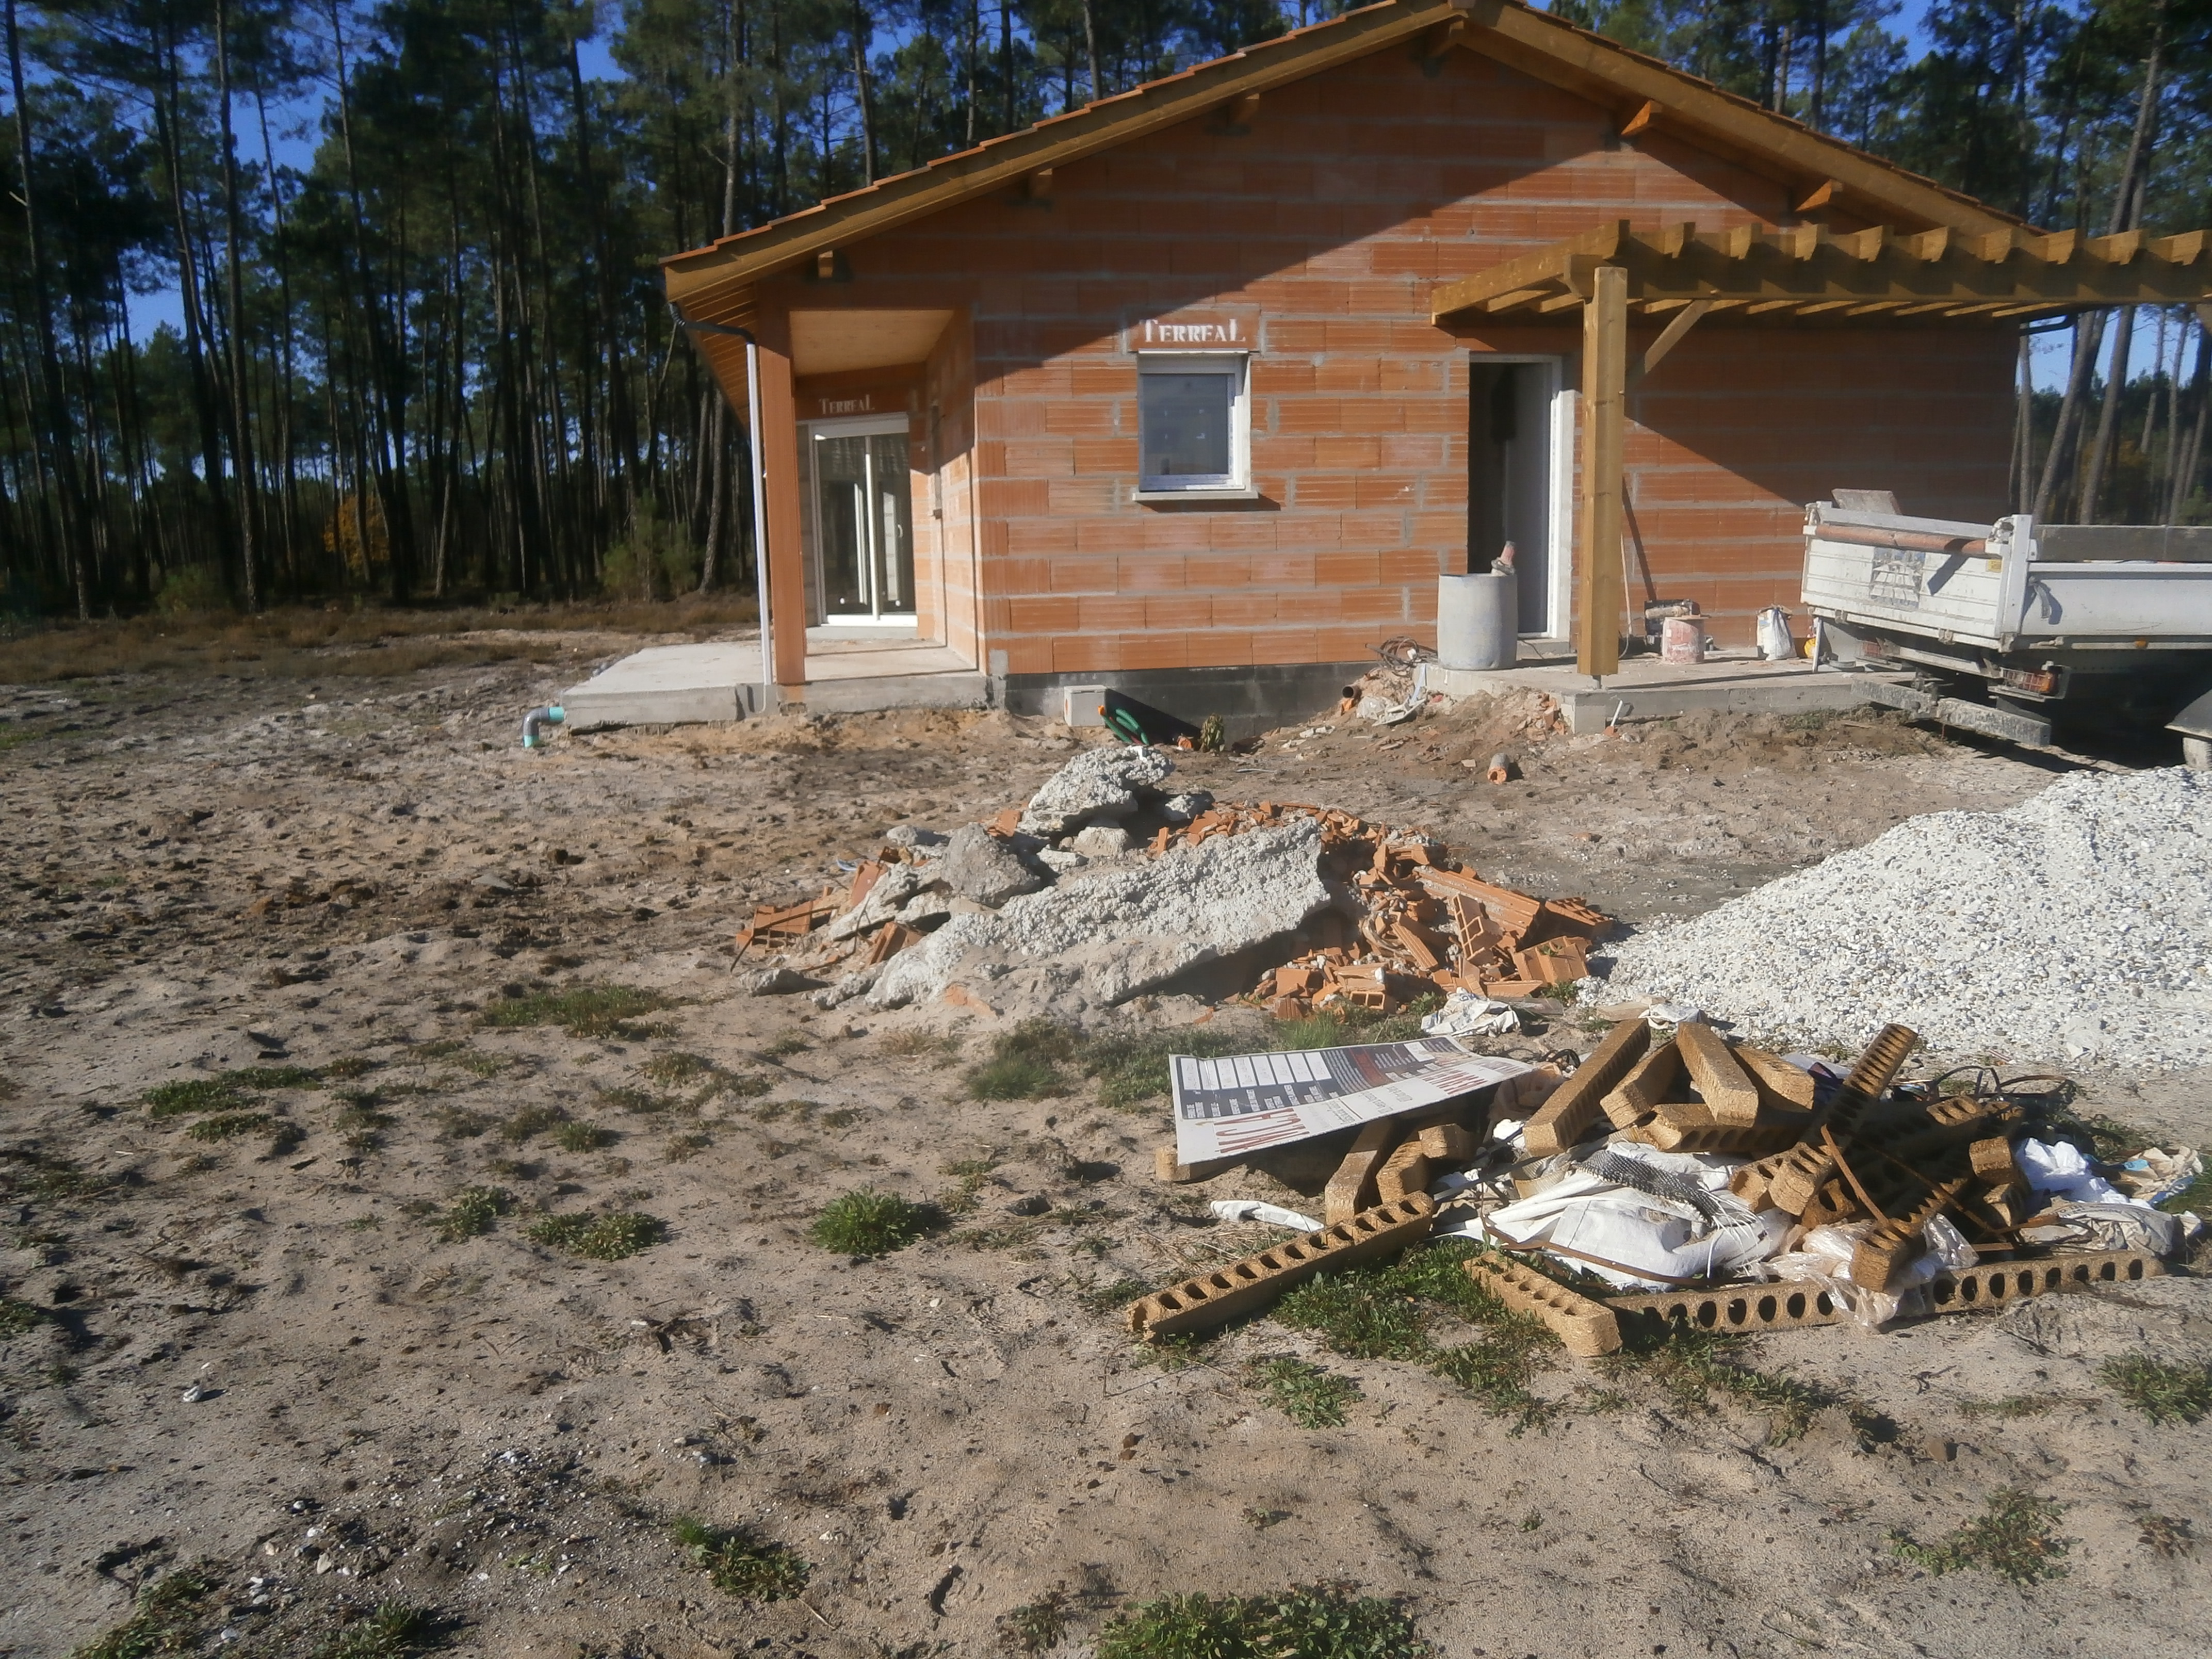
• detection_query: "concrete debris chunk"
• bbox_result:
[1017,743,1176,835]
[1158,789,1214,824]
[938,823,1047,908]
[1069,824,1136,858]
[870,817,1331,1015]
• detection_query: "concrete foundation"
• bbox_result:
[1003,661,1372,739]
[1424,652,1911,734]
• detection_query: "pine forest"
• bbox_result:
[3,0,2209,619]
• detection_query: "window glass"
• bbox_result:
[1139,363,1241,487]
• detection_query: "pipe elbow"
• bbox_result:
[521,704,565,749]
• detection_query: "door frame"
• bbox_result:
[804,413,918,628]
[1466,353,1573,640]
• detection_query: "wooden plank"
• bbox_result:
[1626,297,1711,388]
[1577,265,1627,678]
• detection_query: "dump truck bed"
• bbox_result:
[1801,505,2212,652]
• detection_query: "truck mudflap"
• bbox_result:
[1865,680,2053,747]
[2171,688,2212,741]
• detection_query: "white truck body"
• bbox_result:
[1800,503,2212,751]
[1801,506,2212,652]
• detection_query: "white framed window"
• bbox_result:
[1135,352,1250,499]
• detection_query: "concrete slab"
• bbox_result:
[561,635,986,727]
[562,643,766,728]
[1424,652,1910,735]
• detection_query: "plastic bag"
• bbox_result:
[1761,1214,1977,1330]
[1209,1199,1322,1233]
[1420,988,1520,1038]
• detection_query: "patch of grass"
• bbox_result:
[1959,1391,2101,1419]
[664,1132,712,1162]
[1248,1356,1361,1428]
[184,1111,278,1142]
[1076,1276,1150,1315]
[316,1602,452,1658]
[641,1052,723,1088]
[437,1108,493,1140]
[72,1566,217,1659]
[1271,1242,1557,1430]
[552,1121,614,1153]
[595,1085,672,1114]
[0,1299,50,1338]
[1889,1488,2073,1584]
[819,1107,860,1129]
[2139,1514,2195,1557]
[967,1020,1080,1101]
[2099,1355,2212,1426]
[225,1065,324,1091]
[526,1211,665,1260]
[999,1588,1068,1654]
[322,1055,377,1080]
[500,1104,571,1143]
[1095,1583,1427,1659]
[882,1028,964,1065]
[478,984,672,1039]
[1603,1322,1834,1444]
[432,1186,513,1242]
[670,1517,810,1601]
[810,1189,938,1256]
[143,1079,244,1118]
[1080,1027,1249,1112]
[761,1035,811,1059]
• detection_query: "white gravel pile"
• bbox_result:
[1592,767,2212,1070]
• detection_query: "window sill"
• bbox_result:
[1133,487,1261,505]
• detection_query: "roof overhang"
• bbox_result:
[1433,220,2212,326]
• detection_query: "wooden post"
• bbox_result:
[751,311,809,692]
[1577,264,1628,679]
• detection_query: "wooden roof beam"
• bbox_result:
[1794,178,1839,215]
[1431,219,1627,320]
[1619,99,1661,138]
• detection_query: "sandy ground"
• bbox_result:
[4,629,2208,1658]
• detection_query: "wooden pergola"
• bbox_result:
[1431,220,2212,676]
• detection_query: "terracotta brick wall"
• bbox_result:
[757,44,2013,669]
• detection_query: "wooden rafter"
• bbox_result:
[1433,218,2212,326]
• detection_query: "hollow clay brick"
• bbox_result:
[1674,1021,1761,1126]
[1629,1113,1806,1158]
[1125,1195,1437,1340]
[1375,1138,1433,1204]
[1418,1121,1483,1162]
[1727,1148,1801,1211]
[1607,1250,2166,1339]
[1850,1177,1971,1290]
[1521,1019,1651,1157]
[1733,1046,1817,1111]
[1602,1039,1683,1130]
[1465,1255,1621,1357]
[1324,1119,1403,1225]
